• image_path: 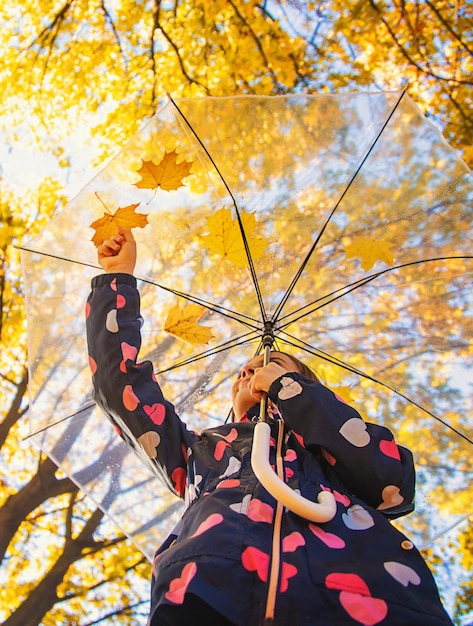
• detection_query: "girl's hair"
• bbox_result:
[279,351,319,382]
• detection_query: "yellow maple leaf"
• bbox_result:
[90,203,149,247]
[328,385,354,404]
[134,149,195,192]
[343,236,394,271]
[202,207,268,268]
[164,302,214,345]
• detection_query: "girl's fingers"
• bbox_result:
[100,236,123,255]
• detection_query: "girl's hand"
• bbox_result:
[248,362,288,401]
[97,229,136,274]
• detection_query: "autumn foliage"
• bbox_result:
[0,1,471,625]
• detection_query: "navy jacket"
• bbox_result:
[86,273,453,625]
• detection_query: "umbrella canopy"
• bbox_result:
[21,92,472,561]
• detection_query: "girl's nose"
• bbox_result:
[240,365,254,379]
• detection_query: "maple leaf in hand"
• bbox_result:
[164,303,214,345]
[90,203,149,247]
[134,149,195,192]
[343,236,394,271]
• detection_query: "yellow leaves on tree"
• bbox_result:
[164,302,214,345]
[343,236,394,271]
[134,149,195,192]
[202,207,268,268]
[89,203,149,247]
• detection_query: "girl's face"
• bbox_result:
[231,352,299,420]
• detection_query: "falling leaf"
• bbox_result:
[343,236,394,271]
[164,302,214,345]
[134,149,195,192]
[202,207,268,268]
[90,203,149,247]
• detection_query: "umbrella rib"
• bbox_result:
[167,94,268,323]
[138,277,261,329]
[155,330,261,374]
[17,247,261,329]
[277,255,473,329]
[280,331,473,446]
[25,333,260,439]
[22,402,95,440]
[271,87,409,324]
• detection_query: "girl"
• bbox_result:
[86,230,454,625]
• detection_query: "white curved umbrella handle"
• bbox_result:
[251,421,337,523]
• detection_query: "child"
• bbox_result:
[86,230,454,625]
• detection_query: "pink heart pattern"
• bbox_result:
[217,478,241,489]
[241,546,269,583]
[171,467,186,497]
[241,545,300,594]
[88,356,97,375]
[214,439,231,461]
[247,498,274,523]
[144,403,166,426]
[280,562,298,592]
[213,428,238,460]
[282,531,305,552]
[379,439,401,460]
[116,293,126,309]
[284,448,297,462]
[121,341,138,363]
[339,591,388,625]
[326,572,388,625]
[309,524,346,549]
[190,513,224,538]
[165,562,197,604]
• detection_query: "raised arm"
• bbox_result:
[86,231,199,498]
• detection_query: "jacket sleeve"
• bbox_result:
[268,372,415,518]
[85,272,199,498]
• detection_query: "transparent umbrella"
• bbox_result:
[20,91,472,561]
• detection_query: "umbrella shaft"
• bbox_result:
[259,345,271,423]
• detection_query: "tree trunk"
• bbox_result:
[4,506,105,626]
[0,456,76,564]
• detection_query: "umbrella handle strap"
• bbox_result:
[251,421,337,523]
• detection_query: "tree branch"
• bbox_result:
[369,0,473,85]
[226,0,284,94]
[425,0,473,57]
[0,368,27,450]
[0,456,77,565]
[151,0,210,97]
[3,497,107,626]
